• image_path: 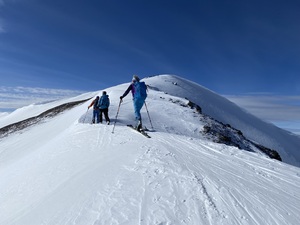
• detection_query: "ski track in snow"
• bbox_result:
[1,75,300,225]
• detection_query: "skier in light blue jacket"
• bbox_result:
[120,75,147,131]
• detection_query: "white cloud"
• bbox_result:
[273,121,300,136]
[224,94,300,135]
[0,86,84,111]
[224,94,300,120]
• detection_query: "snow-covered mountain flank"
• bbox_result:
[0,75,299,225]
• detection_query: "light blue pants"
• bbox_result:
[133,98,145,121]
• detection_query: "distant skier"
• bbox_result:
[120,75,147,131]
[88,96,100,123]
[98,91,111,125]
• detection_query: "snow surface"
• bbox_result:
[0,112,9,119]
[145,75,300,167]
[0,75,300,225]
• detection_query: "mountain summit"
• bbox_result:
[0,75,299,225]
[145,75,300,166]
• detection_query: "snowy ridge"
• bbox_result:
[145,75,300,166]
[0,75,300,225]
[0,91,98,129]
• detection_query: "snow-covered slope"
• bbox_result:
[145,75,300,167]
[0,91,98,129]
[0,75,300,225]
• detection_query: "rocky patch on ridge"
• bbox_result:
[0,98,90,139]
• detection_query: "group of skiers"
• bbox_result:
[88,75,147,131]
[88,91,111,124]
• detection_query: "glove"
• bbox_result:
[120,96,123,100]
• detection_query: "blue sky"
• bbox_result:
[0,0,299,134]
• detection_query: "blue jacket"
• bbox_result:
[122,81,147,100]
[98,94,110,109]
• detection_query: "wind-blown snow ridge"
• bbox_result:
[0,75,300,225]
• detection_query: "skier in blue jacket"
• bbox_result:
[120,75,147,131]
[98,91,110,125]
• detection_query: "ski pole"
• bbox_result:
[112,99,122,133]
[83,108,89,123]
[144,101,153,129]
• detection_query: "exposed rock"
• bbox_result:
[168,96,282,161]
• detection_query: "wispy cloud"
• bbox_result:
[0,0,18,6]
[0,24,4,33]
[0,1,6,33]
[0,86,84,112]
[0,0,20,33]
[224,94,300,135]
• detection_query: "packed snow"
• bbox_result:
[0,75,299,225]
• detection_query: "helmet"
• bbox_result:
[132,75,140,82]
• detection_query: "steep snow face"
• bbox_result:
[0,75,300,225]
[144,75,300,167]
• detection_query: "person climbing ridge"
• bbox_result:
[88,96,100,123]
[120,75,147,131]
[98,91,110,125]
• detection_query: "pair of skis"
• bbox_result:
[127,125,151,138]
[111,100,153,138]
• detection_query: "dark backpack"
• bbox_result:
[93,98,99,109]
[133,81,147,100]
[98,95,110,109]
